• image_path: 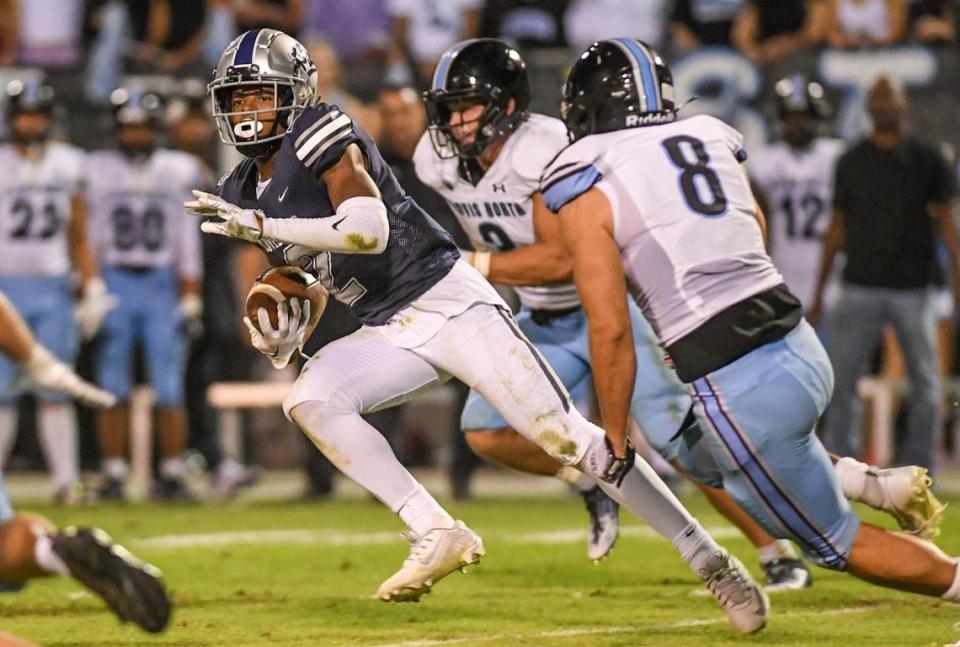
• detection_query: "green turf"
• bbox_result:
[0,492,957,646]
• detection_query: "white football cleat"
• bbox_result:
[699,551,769,634]
[377,521,485,603]
[582,486,619,562]
[873,465,946,540]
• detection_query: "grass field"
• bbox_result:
[1,483,958,646]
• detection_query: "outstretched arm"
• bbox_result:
[0,292,115,408]
[186,145,390,254]
[466,192,573,285]
[557,187,634,457]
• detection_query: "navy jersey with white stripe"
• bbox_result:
[217,103,459,325]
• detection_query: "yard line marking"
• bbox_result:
[369,605,891,647]
[133,526,742,550]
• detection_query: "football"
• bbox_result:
[244,265,328,337]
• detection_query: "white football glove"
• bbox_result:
[21,345,117,408]
[243,297,312,369]
[75,277,117,340]
[184,190,264,242]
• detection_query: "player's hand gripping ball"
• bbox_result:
[244,266,328,338]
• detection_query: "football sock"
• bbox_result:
[396,484,456,538]
[942,559,960,601]
[758,539,799,565]
[834,457,885,508]
[38,404,79,489]
[0,406,17,466]
[673,521,724,575]
[581,436,696,541]
[33,533,69,576]
[103,457,129,481]
[292,401,455,536]
[556,466,596,492]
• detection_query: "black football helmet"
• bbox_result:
[110,86,163,156]
[423,38,531,159]
[561,38,677,143]
[110,85,164,126]
[5,78,57,144]
[774,75,830,121]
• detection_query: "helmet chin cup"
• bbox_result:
[237,137,281,159]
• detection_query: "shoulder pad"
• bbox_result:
[289,104,357,174]
[412,130,445,190]
[510,115,569,185]
[539,139,603,213]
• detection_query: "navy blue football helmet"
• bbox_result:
[561,38,677,143]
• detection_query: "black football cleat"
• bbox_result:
[52,527,171,633]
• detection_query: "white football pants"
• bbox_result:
[285,262,699,543]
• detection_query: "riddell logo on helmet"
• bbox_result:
[626,112,673,127]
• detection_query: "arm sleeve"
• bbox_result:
[261,196,388,254]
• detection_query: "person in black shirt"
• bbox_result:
[672,0,746,50]
[732,0,826,63]
[812,75,960,472]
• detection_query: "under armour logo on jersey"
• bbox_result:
[492,183,506,193]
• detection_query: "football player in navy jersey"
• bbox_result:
[185,29,767,629]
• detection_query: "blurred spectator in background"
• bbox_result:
[824,0,908,49]
[671,0,746,50]
[306,38,382,140]
[479,0,571,50]
[11,0,85,69]
[733,0,827,63]
[377,84,478,498]
[302,0,389,97]
[813,76,960,473]
[202,0,239,68]
[908,0,955,44]
[565,0,671,51]
[85,0,209,104]
[0,0,14,67]
[230,0,304,35]
[387,0,482,87]
[126,0,207,75]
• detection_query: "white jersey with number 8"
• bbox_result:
[541,114,784,346]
